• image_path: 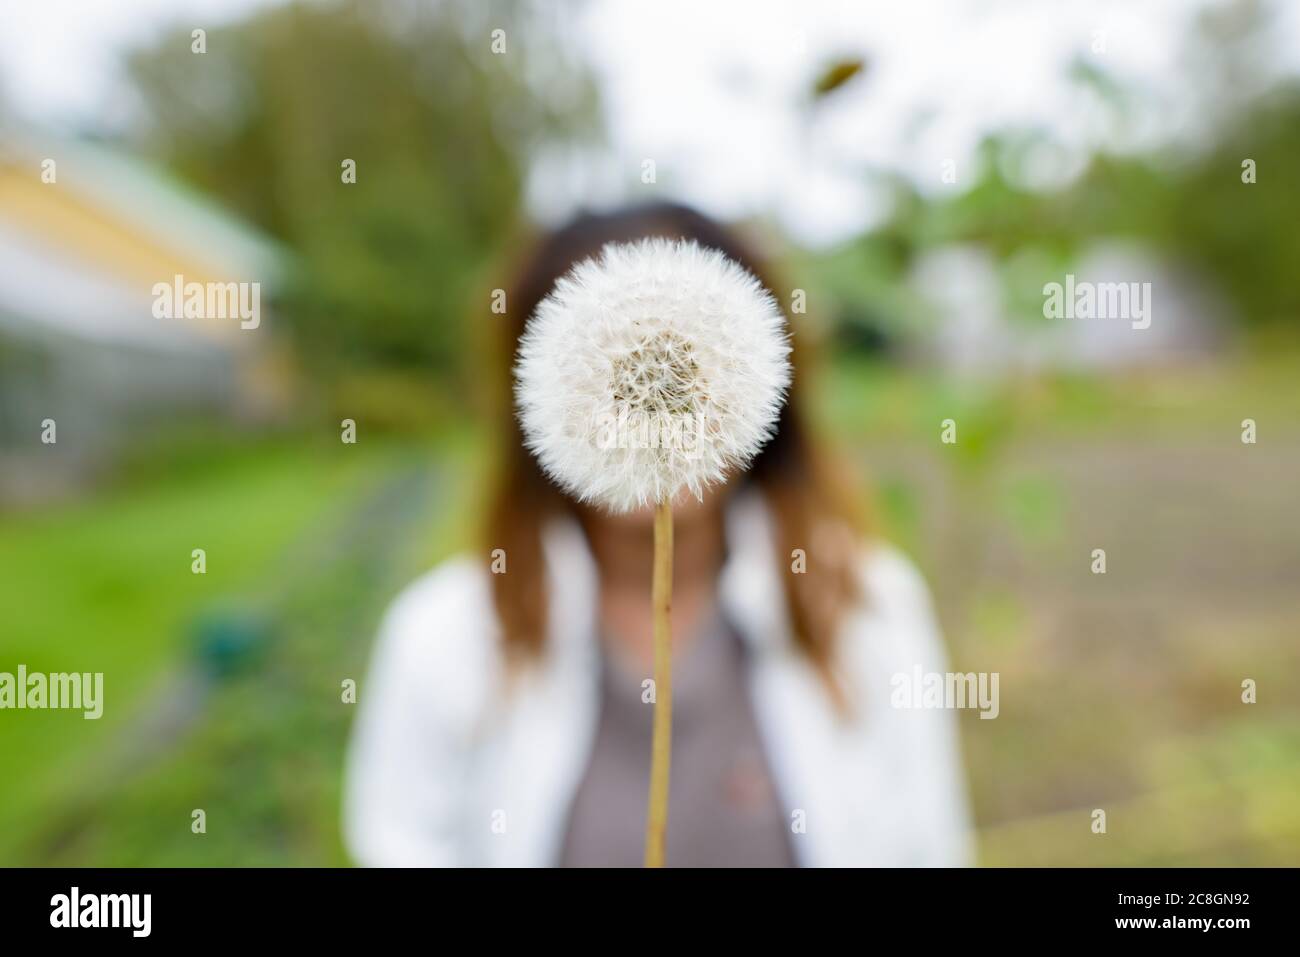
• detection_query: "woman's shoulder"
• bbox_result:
[381,554,494,639]
[846,541,951,672]
[365,555,501,721]
[858,542,938,617]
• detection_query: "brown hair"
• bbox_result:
[484,203,863,696]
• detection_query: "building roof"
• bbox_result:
[0,124,288,351]
[1,126,287,286]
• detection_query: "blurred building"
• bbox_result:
[0,127,290,502]
[909,243,1229,375]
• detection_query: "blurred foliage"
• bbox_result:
[122,0,1298,391]
[815,79,1300,344]
[805,2,1300,348]
[126,0,597,383]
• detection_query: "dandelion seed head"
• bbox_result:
[514,237,792,513]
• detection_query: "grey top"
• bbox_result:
[558,610,796,867]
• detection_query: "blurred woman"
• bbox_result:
[343,203,971,867]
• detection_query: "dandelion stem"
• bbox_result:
[644,498,673,868]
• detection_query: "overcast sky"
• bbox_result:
[3,0,1298,246]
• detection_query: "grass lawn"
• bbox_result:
[0,435,452,863]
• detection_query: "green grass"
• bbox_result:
[0,436,425,862]
[76,443,465,866]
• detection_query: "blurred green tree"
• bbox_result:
[809,0,1299,347]
[126,0,597,386]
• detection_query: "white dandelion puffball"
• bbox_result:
[515,237,792,513]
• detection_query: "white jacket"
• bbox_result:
[343,491,973,867]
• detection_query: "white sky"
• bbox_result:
[3,0,1298,246]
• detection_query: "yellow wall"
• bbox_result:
[0,158,291,412]
[0,162,247,347]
